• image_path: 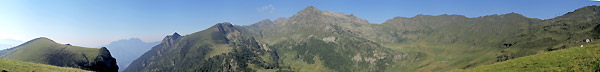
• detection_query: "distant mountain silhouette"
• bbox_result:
[100,38,159,72]
[0,39,24,50]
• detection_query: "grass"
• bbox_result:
[459,44,600,72]
[1,37,100,62]
[0,37,116,71]
[0,59,90,72]
[206,44,232,58]
[382,37,503,72]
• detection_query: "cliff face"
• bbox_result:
[88,47,119,72]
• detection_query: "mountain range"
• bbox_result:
[123,5,600,72]
[1,5,599,72]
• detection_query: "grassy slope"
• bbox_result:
[0,37,119,72]
[375,14,538,71]
[0,37,99,64]
[459,44,600,72]
[0,59,90,72]
[381,6,599,71]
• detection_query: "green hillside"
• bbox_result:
[0,37,118,72]
[460,44,600,72]
[0,59,90,72]
[373,13,540,71]
[125,23,281,72]
[0,37,99,62]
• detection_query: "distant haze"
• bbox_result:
[0,39,24,50]
[100,38,160,72]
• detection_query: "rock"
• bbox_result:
[322,36,336,43]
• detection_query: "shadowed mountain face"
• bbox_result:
[0,37,118,72]
[100,38,159,72]
[126,6,600,72]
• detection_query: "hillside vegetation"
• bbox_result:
[460,44,600,72]
[0,59,90,72]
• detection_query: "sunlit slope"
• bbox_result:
[0,59,90,72]
[380,6,600,71]
[0,37,99,62]
[460,45,600,72]
[0,37,118,72]
[248,6,396,72]
[498,5,600,62]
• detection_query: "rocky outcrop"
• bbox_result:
[88,47,119,72]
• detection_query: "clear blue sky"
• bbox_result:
[0,0,598,47]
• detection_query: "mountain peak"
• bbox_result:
[170,32,181,40]
[211,22,235,29]
[216,22,233,27]
[127,38,143,42]
[9,37,56,49]
[161,32,182,46]
[259,19,272,23]
[30,37,56,43]
[34,37,51,40]
[288,6,370,25]
[303,6,318,11]
[296,6,323,15]
[172,32,180,37]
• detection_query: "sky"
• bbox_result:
[0,0,598,47]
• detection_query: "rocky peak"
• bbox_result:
[290,6,370,25]
[93,47,119,72]
[215,22,234,28]
[296,6,321,15]
[99,47,111,55]
[171,32,181,39]
[211,22,237,33]
[162,32,182,47]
